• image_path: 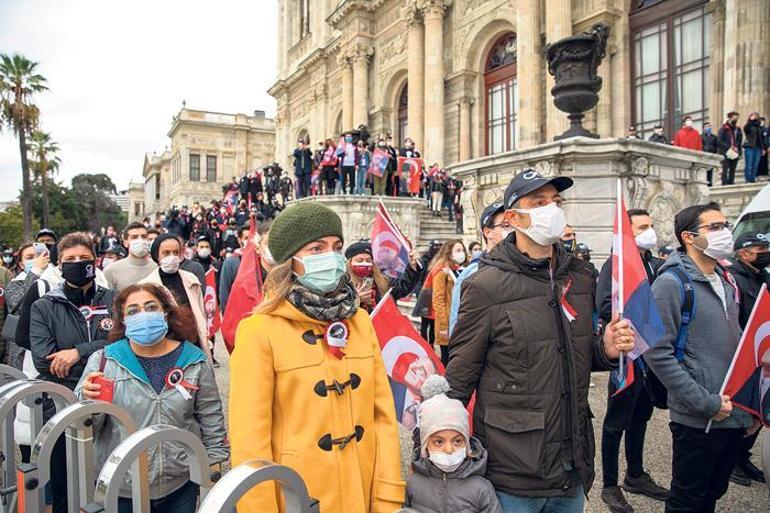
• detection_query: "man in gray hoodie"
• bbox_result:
[645,202,754,513]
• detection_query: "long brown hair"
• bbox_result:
[108,283,198,343]
[429,238,465,271]
[254,260,294,314]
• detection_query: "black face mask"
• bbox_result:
[61,260,96,287]
[561,239,576,253]
[45,243,58,265]
[754,252,770,269]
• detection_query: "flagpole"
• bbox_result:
[370,288,393,319]
[616,178,625,380]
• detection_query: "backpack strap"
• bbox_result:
[98,351,107,373]
[664,267,696,362]
[36,279,49,298]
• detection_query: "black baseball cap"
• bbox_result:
[35,228,57,241]
[733,232,769,250]
[658,245,675,257]
[479,202,505,233]
[503,169,573,209]
[575,242,590,255]
[103,245,126,258]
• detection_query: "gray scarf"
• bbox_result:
[288,274,359,322]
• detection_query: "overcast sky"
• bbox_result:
[0,0,277,201]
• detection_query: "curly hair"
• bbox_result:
[108,283,198,343]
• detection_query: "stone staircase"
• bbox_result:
[415,205,460,251]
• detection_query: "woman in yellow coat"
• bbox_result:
[229,202,405,513]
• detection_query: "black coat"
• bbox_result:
[729,258,770,329]
[718,122,743,155]
[648,133,669,144]
[26,284,114,390]
[248,176,263,195]
[743,120,764,148]
[701,132,719,153]
[239,176,250,197]
[292,148,313,177]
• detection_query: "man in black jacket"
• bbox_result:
[648,124,669,144]
[717,111,743,185]
[446,170,635,511]
[701,122,719,186]
[728,232,770,486]
[293,140,313,198]
[595,209,669,512]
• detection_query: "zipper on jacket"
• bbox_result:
[552,280,577,477]
[443,472,448,513]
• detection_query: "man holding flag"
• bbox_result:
[446,170,636,513]
[595,208,669,512]
[645,202,753,513]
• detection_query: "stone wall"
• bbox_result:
[446,137,723,264]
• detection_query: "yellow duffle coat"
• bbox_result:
[229,299,405,513]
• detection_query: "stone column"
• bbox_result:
[596,46,613,137]
[708,0,725,125]
[340,54,354,131]
[611,12,631,137]
[723,0,769,120]
[352,49,371,128]
[406,7,424,149]
[423,1,447,165]
[459,97,472,161]
[517,0,542,147]
[545,0,571,140]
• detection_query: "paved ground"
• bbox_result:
[213,339,770,512]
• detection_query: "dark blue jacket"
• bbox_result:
[292,148,313,177]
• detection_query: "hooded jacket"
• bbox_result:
[229,300,405,513]
[445,234,615,498]
[406,437,502,513]
[75,339,229,499]
[645,252,752,430]
[728,257,770,329]
[28,283,115,389]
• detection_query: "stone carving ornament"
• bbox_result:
[647,192,680,246]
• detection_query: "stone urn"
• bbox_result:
[547,23,610,140]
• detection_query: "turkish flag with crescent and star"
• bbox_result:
[204,267,221,339]
[722,283,770,426]
[370,201,411,279]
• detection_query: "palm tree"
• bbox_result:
[29,130,61,227]
[0,54,48,239]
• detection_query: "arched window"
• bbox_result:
[334,112,342,137]
[397,84,408,144]
[630,0,710,139]
[297,129,309,146]
[484,33,518,155]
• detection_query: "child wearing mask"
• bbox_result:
[407,375,502,513]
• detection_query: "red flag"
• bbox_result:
[722,284,770,425]
[611,180,665,396]
[204,267,221,338]
[221,216,264,353]
[371,292,444,430]
[371,202,411,279]
[370,148,390,178]
[398,156,423,195]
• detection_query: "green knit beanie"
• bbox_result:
[268,202,344,263]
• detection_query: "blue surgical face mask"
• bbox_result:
[345,136,352,143]
[24,260,35,273]
[124,311,169,346]
[704,127,712,134]
[293,251,347,293]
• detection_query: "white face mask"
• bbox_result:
[129,239,150,258]
[452,251,466,265]
[634,228,658,251]
[514,203,567,247]
[429,448,466,473]
[101,257,115,268]
[197,248,212,259]
[160,255,181,274]
[697,228,734,260]
[685,119,694,128]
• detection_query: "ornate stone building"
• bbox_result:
[269,0,769,169]
[143,107,276,218]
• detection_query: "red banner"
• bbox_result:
[397,156,423,195]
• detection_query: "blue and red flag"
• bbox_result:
[371,148,390,178]
[371,201,411,279]
[611,180,666,395]
[722,284,770,426]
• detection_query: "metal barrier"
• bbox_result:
[86,424,214,513]
[197,460,319,513]
[0,380,76,513]
[0,366,25,385]
[18,399,137,513]
[0,379,28,513]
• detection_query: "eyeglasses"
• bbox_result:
[692,221,731,233]
[490,223,513,230]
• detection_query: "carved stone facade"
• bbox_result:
[446,138,723,265]
[143,108,275,218]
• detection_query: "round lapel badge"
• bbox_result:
[326,321,349,348]
[99,317,113,331]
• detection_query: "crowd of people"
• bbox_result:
[629,111,770,186]
[0,161,768,513]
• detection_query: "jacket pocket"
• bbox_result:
[483,408,545,474]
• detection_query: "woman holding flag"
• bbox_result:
[229,202,405,513]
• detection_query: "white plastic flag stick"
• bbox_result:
[616,178,625,381]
